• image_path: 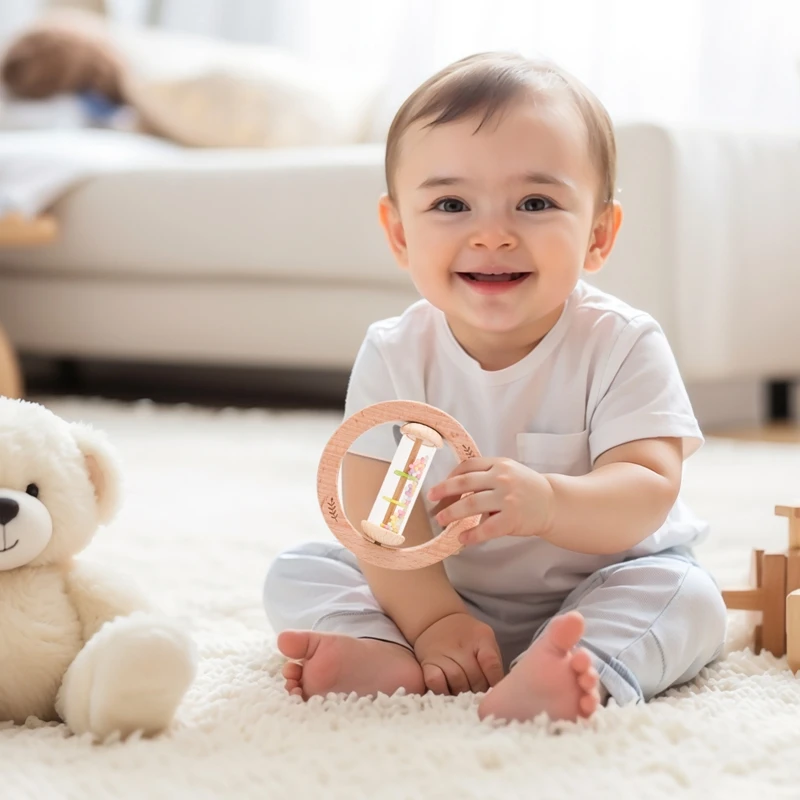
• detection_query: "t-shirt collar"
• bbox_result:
[434,282,579,385]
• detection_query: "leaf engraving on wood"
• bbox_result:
[326,497,339,523]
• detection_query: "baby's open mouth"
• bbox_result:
[458,272,531,283]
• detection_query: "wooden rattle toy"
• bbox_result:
[317,401,481,570]
[722,504,800,672]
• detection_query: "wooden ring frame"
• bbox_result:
[317,401,481,570]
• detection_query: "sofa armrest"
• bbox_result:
[591,122,800,383]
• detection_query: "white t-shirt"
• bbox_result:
[343,280,709,597]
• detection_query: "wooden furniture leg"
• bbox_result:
[0,321,23,399]
[788,590,800,673]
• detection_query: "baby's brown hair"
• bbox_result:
[384,52,616,208]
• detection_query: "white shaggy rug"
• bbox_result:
[4,398,800,799]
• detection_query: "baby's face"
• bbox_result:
[384,97,613,347]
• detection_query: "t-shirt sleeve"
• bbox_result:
[588,315,703,463]
[342,329,400,462]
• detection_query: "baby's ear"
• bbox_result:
[70,423,122,525]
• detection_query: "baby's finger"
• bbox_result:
[428,495,459,519]
[459,513,506,546]
[427,460,496,501]
[454,653,489,693]
[436,492,498,527]
[445,458,497,477]
[422,664,450,695]
[428,472,492,504]
[440,657,471,695]
[476,646,505,688]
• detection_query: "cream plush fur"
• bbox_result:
[0,397,197,740]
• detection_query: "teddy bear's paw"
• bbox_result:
[88,614,197,739]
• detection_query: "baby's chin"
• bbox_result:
[456,301,551,334]
[447,309,548,345]
[447,298,567,352]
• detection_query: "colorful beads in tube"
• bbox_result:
[361,424,442,547]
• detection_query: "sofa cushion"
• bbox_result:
[0,131,404,286]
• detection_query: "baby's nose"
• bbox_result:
[468,222,518,251]
[0,497,19,525]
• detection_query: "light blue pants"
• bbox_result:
[263,542,727,705]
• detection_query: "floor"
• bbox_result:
[712,424,800,444]
[18,357,800,444]
[4,397,796,799]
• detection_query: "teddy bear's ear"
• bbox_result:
[69,423,122,525]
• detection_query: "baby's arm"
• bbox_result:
[342,453,467,645]
[543,436,682,555]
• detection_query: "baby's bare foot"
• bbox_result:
[478,611,600,724]
[277,630,425,700]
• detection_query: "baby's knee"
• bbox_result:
[265,542,322,592]
[263,541,351,607]
[668,563,728,664]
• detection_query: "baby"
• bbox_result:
[264,52,727,723]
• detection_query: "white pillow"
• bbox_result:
[110,24,381,148]
[0,94,90,131]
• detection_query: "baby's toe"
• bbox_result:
[547,612,585,652]
[284,678,303,695]
[579,691,599,717]
[577,667,598,692]
[282,662,303,681]
[569,647,593,674]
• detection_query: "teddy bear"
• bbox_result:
[0,9,124,103]
[0,397,197,739]
[0,8,378,148]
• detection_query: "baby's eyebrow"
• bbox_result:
[417,172,574,190]
[519,171,574,189]
[417,175,464,190]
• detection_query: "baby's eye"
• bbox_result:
[519,196,554,212]
[434,198,469,213]
[25,483,39,498]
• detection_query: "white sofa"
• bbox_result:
[1,121,798,423]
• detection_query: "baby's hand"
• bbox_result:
[428,457,554,546]
[413,612,504,695]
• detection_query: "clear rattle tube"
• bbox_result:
[363,423,442,544]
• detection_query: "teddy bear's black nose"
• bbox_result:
[0,498,19,526]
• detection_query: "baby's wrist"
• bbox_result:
[410,609,469,647]
[537,473,559,541]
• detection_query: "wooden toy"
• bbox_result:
[0,323,22,399]
[317,400,481,570]
[722,504,800,672]
[0,212,58,399]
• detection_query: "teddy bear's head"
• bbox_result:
[0,398,121,572]
[0,10,124,102]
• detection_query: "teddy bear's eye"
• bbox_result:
[25,483,39,498]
